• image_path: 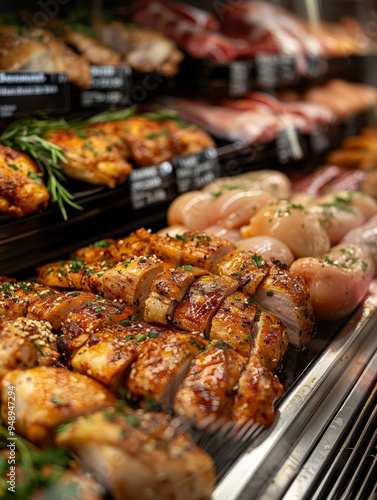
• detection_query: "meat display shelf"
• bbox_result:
[214,290,377,500]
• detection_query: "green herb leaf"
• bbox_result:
[119,320,131,327]
[180,265,195,271]
[33,342,45,356]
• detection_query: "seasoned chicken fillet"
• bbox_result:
[218,250,270,294]
[164,119,215,156]
[102,257,169,319]
[0,320,38,377]
[127,330,208,409]
[252,262,315,349]
[1,366,115,446]
[172,274,238,335]
[56,407,215,500]
[144,266,208,325]
[174,341,246,429]
[232,354,284,428]
[46,130,132,187]
[210,291,257,358]
[0,144,50,217]
[251,311,288,371]
[71,238,117,263]
[0,281,54,322]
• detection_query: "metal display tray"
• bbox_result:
[214,288,377,500]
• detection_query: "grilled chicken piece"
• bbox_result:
[66,324,150,391]
[209,291,257,358]
[172,274,238,335]
[127,330,208,409]
[28,291,101,329]
[37,260,106,293]
[102,257,169,320]
[164,119,215,156]
[27,27,91,88]
[113,228,156,261]
[56,407,215,500]
[218,250,270,294]
[49,21,122,66]
[0,30,53,72]
[46,130,132,187]
[94,18,183,76]
[144,266,208,325]
[60,299,133,353]
[232,354,284,428]
[0,321,38,377]
[251,311,288,371]
[0,144,50,217]
[0,281,54,322]
[252,262,315,349]
[1,366,115,446]
[174,341,246,429]
[71,238,117,263]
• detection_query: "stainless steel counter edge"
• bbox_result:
[213,294,377,500]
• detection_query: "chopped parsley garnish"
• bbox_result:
[125,334,136,340]
[233,272,241,278]
[57,268,68,275]
[181,265,195,271]
[241,364,247,374]
[136,333,146,342]
[34,342,45,356]
[234,296,241,301]
[252,254,262,268]
[85,269,94,277]
[106,145,112,151]
[119,320,131,327]
[7,163,18,170]
[55,421,75,434]
[86,301,93,306]
[125,414,140,426]
[70,259,85,272]
[244,333,250,342]
[95,307,104,313]
[190,338,206,351]
[214,341,234,350]
[131,315,136,321]
[240,264,245,271]
[77,130,88,139]
[148,331,158,339]
[84,141,94,152]
[92,240,110,248]
[298,330,302,337]
[51,395,63,406]
[361,261,368,271]
[27,171,43,185]
[176,234,187,241]
[248,296,255,303]
[266,291,274,297]
[1,283,14,297]
[124,261,131,267]
[70,292,79,297]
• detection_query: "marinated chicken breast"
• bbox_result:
[144,266,208,325]
[290,244,375,321]
[232,354,284,428]
[174,341,246,429]
[46,130,132,187]
[102,257,169,319]
[0,144,50,217]
[60,299,133,352]
[172,274,238,335]
[251,311,288,371]
[218,250,270,295]
[209,291,257,358]
[37,260,106,293]
[242,201,330,258]
[127,330,208,410]
[71,238,117,263]
[56,408,215,500]
[252,262,315,349]
[0,321,38,377]
[164,119,215,156]
[0,281,54,322]
[27,291,102,329]
[1,366,115,446]
[68,324,146,391]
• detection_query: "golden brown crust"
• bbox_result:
[218,250,270,294]
[252,311,288,371]
[164,119,215,156]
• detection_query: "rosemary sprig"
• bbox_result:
[0,107,137,220]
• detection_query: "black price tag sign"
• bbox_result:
[0,72,70,118]
[256,53,278,88]
[305,55,325,79]
[229,61,250,98]
[130,161,176,210]
[277,55,296,84]
[80,65,131,107]
[276,128,304,164]
[174,147,220,193]
[310,126,330,154]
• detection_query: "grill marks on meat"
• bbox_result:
[174,342,246,429]
[232,354,284,428]
[172,274,239,335]
[218,249,270,294]
[144,267,209,325]
[126,330,208,410]
[0,145,50,217]
[72,228,236,271]
[56,408,215,500]
[252,261,315,349]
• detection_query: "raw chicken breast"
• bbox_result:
[236,236,295,266]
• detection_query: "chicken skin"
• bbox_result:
[0,144,50,217]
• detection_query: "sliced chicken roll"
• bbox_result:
[126,330,208,410]
[172,274,238,335]
[218,250,270,294]
[252,262,315,349]
[144,266,208,325]
[174,341,246,429]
